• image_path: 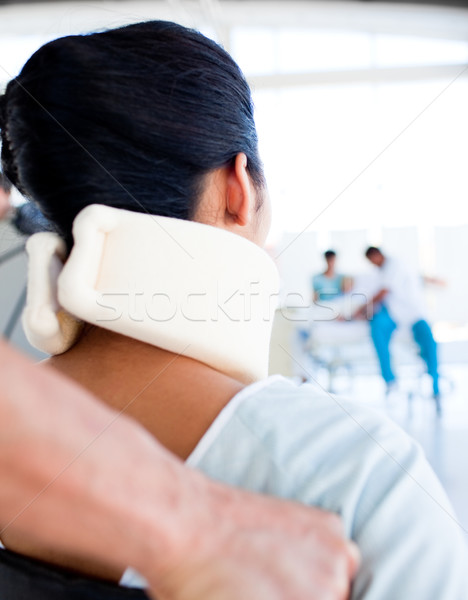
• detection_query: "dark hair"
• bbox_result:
[365,246,382,258]
[0,171,12,193]
[324,250,336,260]
[0,21,265,248]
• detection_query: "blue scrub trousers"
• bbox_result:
[370,306,439,395]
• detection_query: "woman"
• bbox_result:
[1,20,467,598]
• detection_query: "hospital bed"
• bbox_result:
[289,290,437,400]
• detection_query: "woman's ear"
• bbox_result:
[225,153,254,227]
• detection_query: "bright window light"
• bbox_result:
[277,29,372,73]
[229,28,468,240]
[374,35,468,68]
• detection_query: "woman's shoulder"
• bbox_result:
[232,378,453,523]
[189,376,468,599]
[188,375,419,496]
[234,376,415,461]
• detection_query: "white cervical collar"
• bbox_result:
[23,204,280,383]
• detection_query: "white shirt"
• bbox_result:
[379,257,426,326]
[123,376,468,598]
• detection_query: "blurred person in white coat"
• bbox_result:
[356,246,439,406]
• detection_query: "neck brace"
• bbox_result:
[23,204,280,383]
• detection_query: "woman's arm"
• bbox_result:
[0,340,359,600]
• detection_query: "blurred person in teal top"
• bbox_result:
[313,250,350,302]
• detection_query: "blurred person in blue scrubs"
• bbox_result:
[356,246,440,408]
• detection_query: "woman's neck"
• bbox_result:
[46,327,244,461]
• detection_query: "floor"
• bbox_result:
[310,362,468,542]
